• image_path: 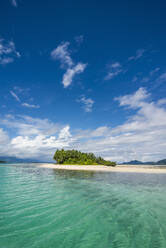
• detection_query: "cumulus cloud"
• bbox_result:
[77,96,94,112]
[114,87,150,109]
[51,42,73,67]
[0,115,73,160]
[0,39,20,65]
[62,63,87,87]
[58,125,71,140]
[51,41,87,88]
[1,88,166,162]
[74,126,110,139]
[75,88,166,162]
[157,99,166,106]
[105,62,123,80]
[10,128,72,159]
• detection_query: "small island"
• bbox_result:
[53,149,116,166]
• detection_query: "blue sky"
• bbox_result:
[0,0,166,162]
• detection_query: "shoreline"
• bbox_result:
[37,164,166,174]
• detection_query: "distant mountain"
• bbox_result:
[157,159,166,165]
[122,160,144,165]
[121,159,166,165]
[0,156,44,163]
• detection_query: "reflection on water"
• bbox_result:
[53,169,96,179]
[53,168,166,187]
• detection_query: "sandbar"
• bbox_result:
[37,164,166,174]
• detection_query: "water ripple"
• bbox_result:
[0,165,166,248]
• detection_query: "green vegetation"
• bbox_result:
[53,149,116,166]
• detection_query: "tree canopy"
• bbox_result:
[53,149,116,166]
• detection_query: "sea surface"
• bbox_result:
[0,163,166,248]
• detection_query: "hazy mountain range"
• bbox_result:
[121,159,166,165]
[0,156,45,163]
[0,156,166,165]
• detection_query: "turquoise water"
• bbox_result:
[0,164,166,248]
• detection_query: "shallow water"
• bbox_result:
[0,164,166,248]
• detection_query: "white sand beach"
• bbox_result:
[38,164,166,174]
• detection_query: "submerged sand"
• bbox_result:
[37,164,166,174]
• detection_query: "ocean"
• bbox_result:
[0,163,166,248]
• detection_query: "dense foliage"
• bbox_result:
[53,149,116,166]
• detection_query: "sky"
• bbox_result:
[0,0,166,162]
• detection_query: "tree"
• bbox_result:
[53,149,116,166]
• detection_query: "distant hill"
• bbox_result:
[122,160,144,165]
[157,159,166,165]
[0,156,44,163]
[121,159,166,165]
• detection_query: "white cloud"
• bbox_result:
[0,39,20,65]
[115,87,149,109]
[10,87,40,109]
[74,126,110,139]
[0,128,9,144]
[157,99,166,106]
[105,71,122,80]
[140,67,160,83]
[10,90,20,102]
[149,71,166,90]
[0,128,10,156]
[0,115,73,160]
[22,103,40,109]
[77,96,94,112]
[1,88,166,162]
[51,41,87,88]
[62,63,87,87]
[111,62,121,69]
[0,57,14,65]
[51,42,73,67]
[58,126,71,140]
[11,0,17,7]
[1,115,60,136]
[10,133,71,160]
[150,67,160,76]
[14,86,30,94]
[157,72,166,84]
[72,88,166,162]
[128,49,145,61]
[105,62,122,80]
